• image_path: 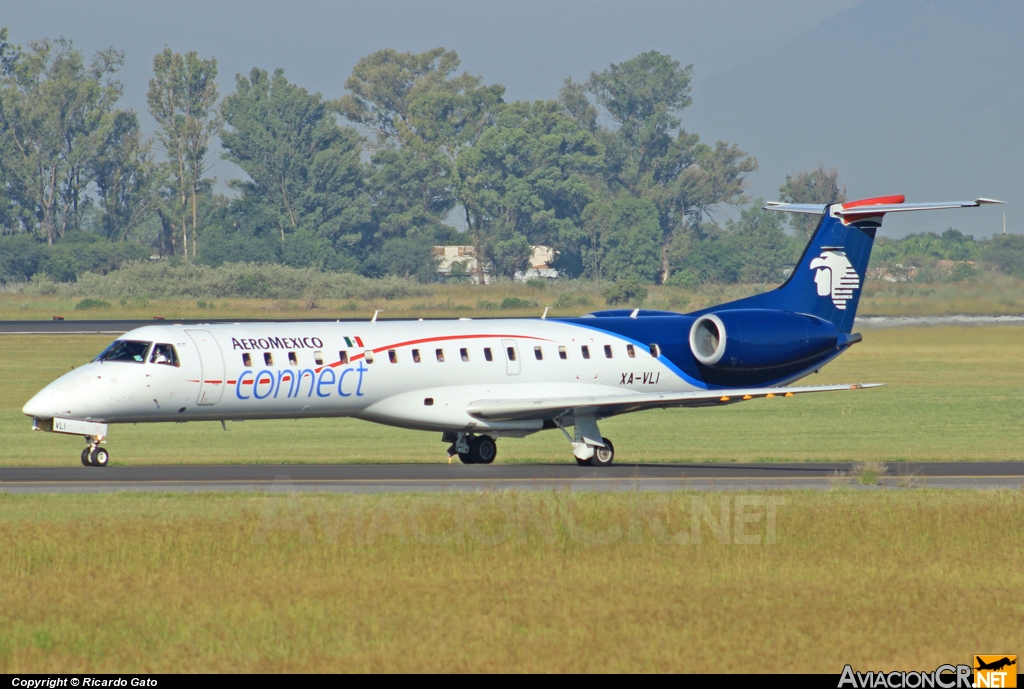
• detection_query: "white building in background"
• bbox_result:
[433,245,559,283]
[514,245,559,282]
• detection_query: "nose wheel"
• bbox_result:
[81,437,109,467]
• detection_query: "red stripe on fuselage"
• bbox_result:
[219,333,552,380]
[318,332,551,372]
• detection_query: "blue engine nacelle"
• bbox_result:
[688,309,840,371]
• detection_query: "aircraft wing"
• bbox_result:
[466,383,883,422]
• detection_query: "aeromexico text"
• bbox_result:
[231,336,325,351]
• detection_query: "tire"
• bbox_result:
[90,447,110,467]
[575,458,590,467]
[591,438,615,467]
[81,447,92,467]
[472,436,497,465]
[458,452,476,465]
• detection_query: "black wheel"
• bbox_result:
[458,452,475,465]
[591,438,614,467]
[81,447,92,466]
[472,436,497,465]
[575,457,590,467]
[89,446,110,467]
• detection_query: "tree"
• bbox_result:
[221,67,371,258]
[147,48,222,259]
[570,52,756,283]
[91,110,160,241]
[341,47,504,283]
[454,99,604,276]
[778,164,846,239]
[0,37,123,243]
[981,234,1024,277]
[728,201,789,283]
[596,195,662,283]
[220,66,372,266]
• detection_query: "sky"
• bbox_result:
[1,0,1017,238]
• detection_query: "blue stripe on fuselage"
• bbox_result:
[557,316,707,389]
[556,315,845,390]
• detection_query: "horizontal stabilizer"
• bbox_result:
[765,198,1004,216]
[764,202,827,215]
[467,383,883,422]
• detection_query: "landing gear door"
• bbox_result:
[185,329,225,405]
[501,339,520,376]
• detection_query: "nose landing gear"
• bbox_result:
[80,436,109,467]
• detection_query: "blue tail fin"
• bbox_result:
[703,202,877,333]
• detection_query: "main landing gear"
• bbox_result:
[557,414,616,467]
[444,433,497,465]
[575,437,615,467]
[80,436,109,467]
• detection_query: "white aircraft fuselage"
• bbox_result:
[25,317,694,435]
[24,195,1001,466]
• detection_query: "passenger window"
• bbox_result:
[412,349,421,363]
[264,352,273,366]
[242,353,252,367]
[388,349,398,364]
[313,351,324,366]
[336,351,347,365]
[436,349,445,362]
[506,346,517,361]
[150,343,179,367]
[484,347,493,362]
[604,345,613,358]
[627,344,635,358]
[460,348,469,362]
[649,343,661,358]
[364,350,375,364]
[581,345,590,359]
[558,346,567,360]
[534,346,543,360]
[289,351,299,366]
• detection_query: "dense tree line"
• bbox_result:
[1,28,1021,286]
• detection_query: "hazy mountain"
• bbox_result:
[686,0,1023,237]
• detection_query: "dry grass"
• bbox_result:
[0,490,1021,673]
[3,275,1024,321]
[1,325,1022,466]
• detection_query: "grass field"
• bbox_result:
[0,490,1021,672]
[1,326,1021,465]
[3,275,1024,321]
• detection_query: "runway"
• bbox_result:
[1,461,1022,493]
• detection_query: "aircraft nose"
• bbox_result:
[22,367,94,420]
[22,386,64,419]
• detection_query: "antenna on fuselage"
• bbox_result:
[371,310,382,322]
[541,307,550,320]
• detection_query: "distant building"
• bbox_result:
[433,245,487,282]
[433,245,558,283]
[514,245,559,282]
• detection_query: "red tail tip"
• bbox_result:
[841,195,905,209]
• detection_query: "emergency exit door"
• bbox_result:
[502,339,520,375]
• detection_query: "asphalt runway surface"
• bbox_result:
[0,462,1022,493]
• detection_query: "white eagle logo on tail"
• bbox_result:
[809,251,860,309]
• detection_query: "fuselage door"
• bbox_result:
[185,329,225,405]
[502,339,520,376]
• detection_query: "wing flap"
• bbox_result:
[467,383,883,422]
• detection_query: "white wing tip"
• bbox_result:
[975,198,1006,205]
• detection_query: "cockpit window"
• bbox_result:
[95,340,151,363]
[150,343,179,367]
